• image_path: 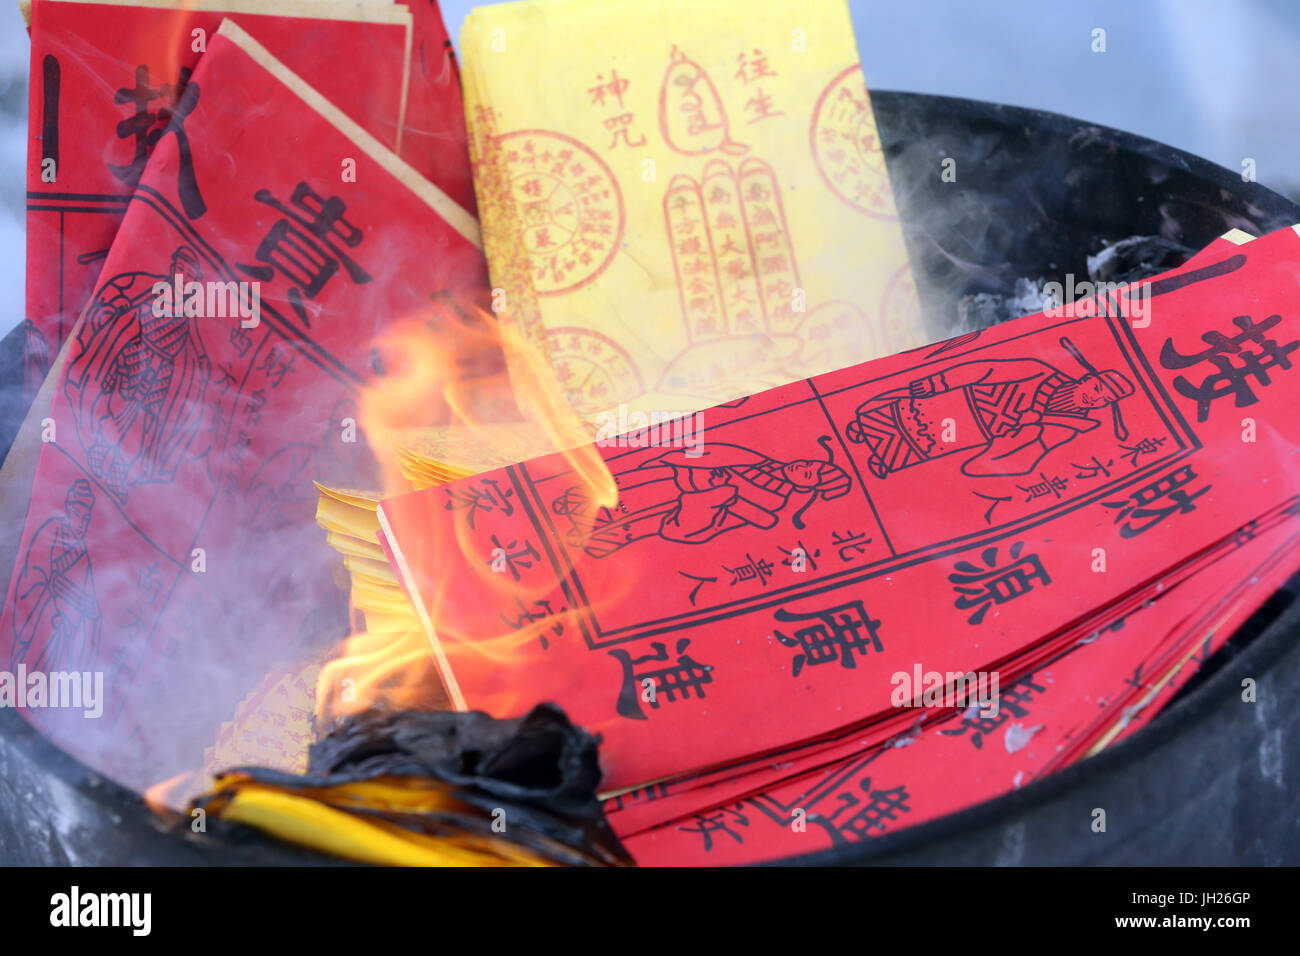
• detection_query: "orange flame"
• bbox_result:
[325,298,618,715]
[161,0,199,96]
[144,771,196,817]
[496,317,617,511]
[316,629,444,725]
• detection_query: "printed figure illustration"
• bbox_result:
[846,337,1134,478]
[64,245,214,501]
[551,436,852,558]
[12,480,101,672]
[658,46,749,156]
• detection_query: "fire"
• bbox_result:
[322,300,618,714]
[160,0,199,97]
[143,771,194,817]
[494,317,617,511]
[356,302,616,502]
[357,305,515,494]
[316,628,442,726]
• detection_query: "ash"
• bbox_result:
[956,234,1195,331]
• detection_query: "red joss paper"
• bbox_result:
[612,509,1300,860]
[23,0,472,400]
[379,224,1300,793]
[2,19,486,791]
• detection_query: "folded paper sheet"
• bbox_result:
[24,0,473,401]
[378,224,1300,792]
[459,0,924,421]
[3,19,487,792]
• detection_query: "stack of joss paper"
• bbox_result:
[21,0,477,405]
[377,224,1300,863]
[4,9,491,793]
[316,425,563,640]
[316,0,930,644]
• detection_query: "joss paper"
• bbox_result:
[459,0,924,421]
[2,19,486,792]
[23,0,471,400]
[378,224,1300,791]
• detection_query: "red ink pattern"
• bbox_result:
[659,46,749,157]
[810,65,896,219]
[497,129,625,296]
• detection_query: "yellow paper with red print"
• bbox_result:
[460,0,923,421]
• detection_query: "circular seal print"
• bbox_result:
[497,130,626,296]
[810,65,897,220]
[545,326,644,416]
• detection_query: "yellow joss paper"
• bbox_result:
[461,0,925,419]
[393,423,562,485]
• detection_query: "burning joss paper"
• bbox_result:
[1,20,487,793]
[459,0,924,421]
[378,224,1300,794]
[195,704,633,866]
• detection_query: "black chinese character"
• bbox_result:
[949,542,1050,625]
[487,534,540,581]
[500,597,565,650]
[1161,314,1298,421]
[110,65,206,218]
[444,477,515,530]
[678,571,717,606]
[609,638,714,720]
[723,552,775,586]
[676,804,748,852]
[1102,465,1209,537]
[939,675,1045,748]
[238,183,372,327]
[773,600,883,677]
